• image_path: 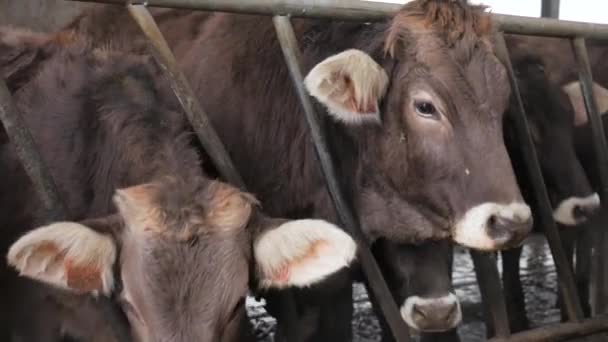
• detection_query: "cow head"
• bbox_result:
[7,176,357,342]
[374,239,460,332]
[304,0,531,250]
[506,58,600,226]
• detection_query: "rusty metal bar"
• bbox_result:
[488,315,608,342]
[69,0,608,39]
[126,4,246,189]
[571,37,608,315]
[541,0,560,19]
[470,251,510,338]
[494,32,585,322]
[0,78,66,220]
[272,15,411,341]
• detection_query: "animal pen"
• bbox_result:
[1,0,608,340]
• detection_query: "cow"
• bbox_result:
[0,27,466,340]
[65,0,534,340]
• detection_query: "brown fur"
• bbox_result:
[67,1,522,340]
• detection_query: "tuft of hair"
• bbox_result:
[6,222,116,295]
[254,219,357,288]
[115,176,258,242]
[385,0,491,57]
[304,49,388,125]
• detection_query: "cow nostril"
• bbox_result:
[573,203,600,221]
[573,205,586,219]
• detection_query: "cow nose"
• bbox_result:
[553,193,600,226]
[487,212,533,248]
[453,202,532,251]
[401,294,462,332]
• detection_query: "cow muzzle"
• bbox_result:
[553,193,600,226]
[400,293,461,332]
[452,202,533,251]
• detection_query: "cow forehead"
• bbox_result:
[119,229,251,336]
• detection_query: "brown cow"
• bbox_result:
[66,0,533,340]
[171,3,530,339]
[0,30,358,341]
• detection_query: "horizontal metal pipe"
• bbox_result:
[126,4,246,189]
[273,15,412,341]
[488,315,608,342]
[69,0,608,39]
[0,78,66,220]
[494,32,584,322]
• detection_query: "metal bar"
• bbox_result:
[494,32,584,322]
[571,37,608,315]
[68,0,608,39]
[488,315,608,342]
[272,15,411,341]
[126,4,246,189]
[0,78,66,220]
[541,0,560,19]
[470,251,510,338]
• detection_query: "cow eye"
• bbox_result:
[414,101,439,119]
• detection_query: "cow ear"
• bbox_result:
[562,81,608,126]
[113,183,162,233]
[304,49,389,125]
[7,222,117,296]
[253,219,357,288]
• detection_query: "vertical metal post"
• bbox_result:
[272,15,411,341]
[494,32,584,322]
[541,0,560,19]
[571,37,608,315]
[126,4,246,189]
[470,251,510,338]
[0,78,66,220]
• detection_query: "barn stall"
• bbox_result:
[1,0,608,341]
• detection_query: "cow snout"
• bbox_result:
[400,293,461,332]
[553,193,600,226]
[453,202,532,251]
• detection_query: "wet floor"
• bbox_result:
[246,234,570,341]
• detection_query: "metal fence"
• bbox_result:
[2,0,608,340]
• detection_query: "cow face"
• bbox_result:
[374,239,460,332]
[304,1,531,251]
[7,177,357,342]
[508,59,600,226]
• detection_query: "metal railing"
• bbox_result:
[1,0,607,340]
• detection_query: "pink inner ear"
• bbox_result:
[64,258,103,292]
[267,239,329,284]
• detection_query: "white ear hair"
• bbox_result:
[7,222,116,295]
[254,219,357,289]
[304,49,389,125]
[562,81,608,126]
